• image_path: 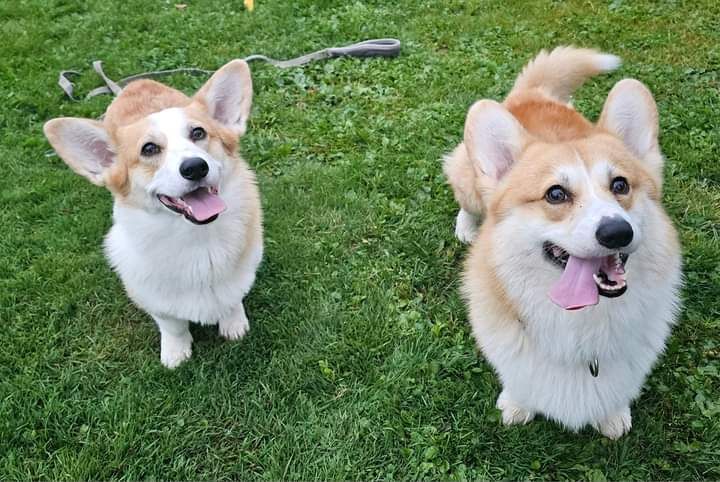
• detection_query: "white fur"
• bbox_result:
[595,54,622,72]
[594,406,632,440]
[455,208,480,243]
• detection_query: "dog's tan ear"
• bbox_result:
[194,59,253,136]
[464,100,527,182]
[598,79,662,176]
[43,118,115,186]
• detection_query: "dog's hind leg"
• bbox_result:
[219,302,250,341]
[455,208,480,244]
[497,389,535,426]
[154,315,193,368]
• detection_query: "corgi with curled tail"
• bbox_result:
[44,60,263,368]
[443,47,682,438]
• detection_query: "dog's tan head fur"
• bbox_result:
[465,78,662,260]
[44,60,252,217]
[448,47,678,312]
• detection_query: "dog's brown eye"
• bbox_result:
[190,127,206,141]
[545,185,569,204]
[141,142,161,156]
[611,177,629,195]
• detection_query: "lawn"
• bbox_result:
[1,0,719,479]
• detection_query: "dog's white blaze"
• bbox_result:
[146,108,223,198]
[548,161,640,258]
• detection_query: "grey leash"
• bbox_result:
[59,38,401,100]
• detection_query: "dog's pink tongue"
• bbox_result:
[549,256,602,310]
[181,189,226,222]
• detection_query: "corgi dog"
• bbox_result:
[444,47,682,438]
[44,60,263,368]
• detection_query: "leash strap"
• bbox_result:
[58,38,401,100]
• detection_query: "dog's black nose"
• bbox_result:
[596,216,634,249]
[179,157,209,181]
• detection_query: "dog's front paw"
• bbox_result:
[455,209,479,244]
[594,407,632,440]
[160,333,193,369]
[496,391,535,426]
[219,306,250,341]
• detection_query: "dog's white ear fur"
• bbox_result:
[464,100,527,182]
[598,79,662,176]
[43,118,114,186]
[194,59,253,136]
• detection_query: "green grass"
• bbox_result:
[1,0,719,479]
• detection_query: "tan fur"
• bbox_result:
[104,80,190,132]
[507,97,593,142]
[444,46,652,219]
[442,144,487,216]
[508,46,618,103]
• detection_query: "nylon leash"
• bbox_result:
[58,38,401,100]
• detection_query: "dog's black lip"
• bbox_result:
[184,213,218,225]
[543,241,570,268]
[599,284,627,298]
[157,194,184,215]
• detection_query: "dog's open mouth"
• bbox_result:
[157,186,226,225]
[543,241,629,310]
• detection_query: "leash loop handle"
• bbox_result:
[327,38,401,59]
[57,38,401,100]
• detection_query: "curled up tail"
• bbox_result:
[507,46,621,104]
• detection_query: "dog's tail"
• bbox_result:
[507,46,621,104]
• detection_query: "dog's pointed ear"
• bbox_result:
[194,59,253,136]
[43,118,114,186]
[464,100,527,182]
[598,79,662,175]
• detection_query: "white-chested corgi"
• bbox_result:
[444,47,682,438]
[44,60,263,368]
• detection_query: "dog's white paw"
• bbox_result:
[160,333,193,369]
[594,407,632,440]
[455,209,479,244]
[219,307,250,341]
[496,391,535,426]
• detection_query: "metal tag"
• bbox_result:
[589,358,599,377]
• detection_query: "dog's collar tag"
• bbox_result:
[588,358,599,377]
